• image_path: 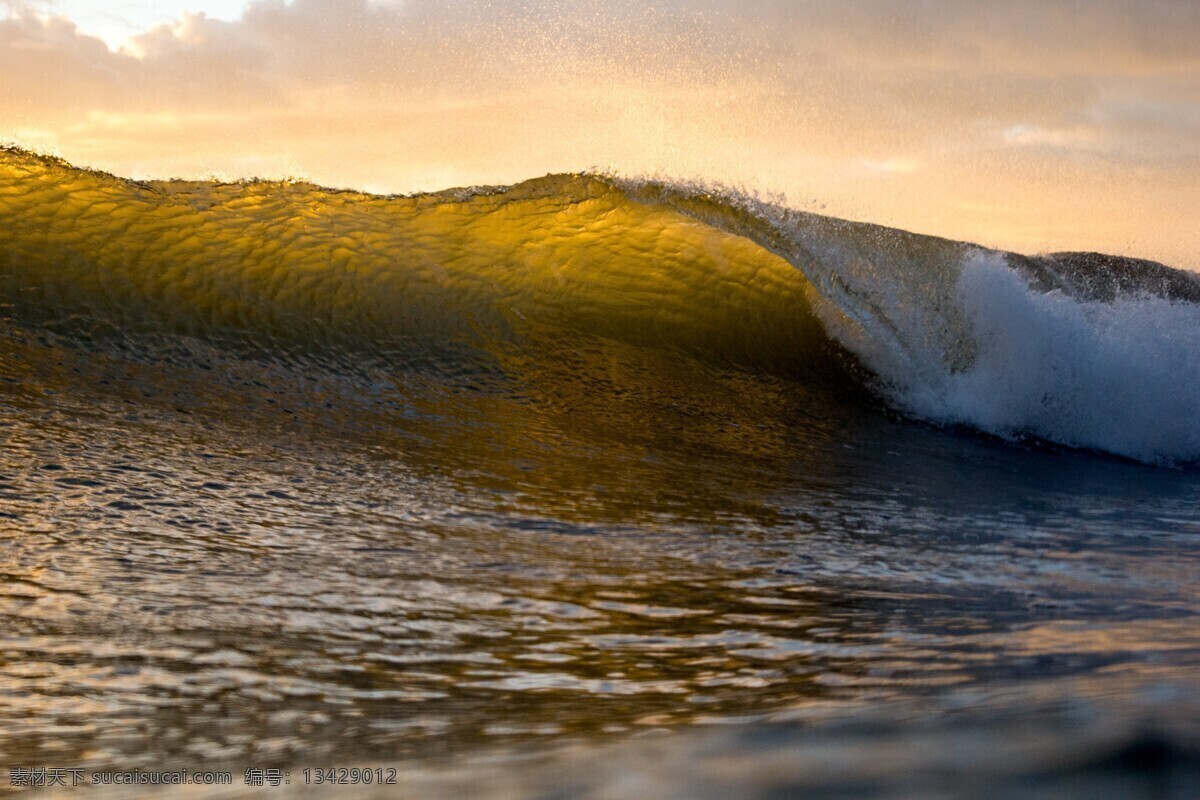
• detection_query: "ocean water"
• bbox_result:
[1,147,1199,797]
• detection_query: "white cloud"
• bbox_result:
[26,0,253,49]
[1003,124,1099,151]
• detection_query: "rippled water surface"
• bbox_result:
[3,329,1199,783]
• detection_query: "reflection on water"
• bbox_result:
[3,323,1200,786]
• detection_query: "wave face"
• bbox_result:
[2,146,1199,463]
[6,147,1200,790]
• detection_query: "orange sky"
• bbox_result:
[2,0,1198,268]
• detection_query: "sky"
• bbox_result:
[1,0,1197,267]
[5,1,251,48]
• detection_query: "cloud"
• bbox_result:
[1,0,1197,266]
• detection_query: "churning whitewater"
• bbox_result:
[1,145,1198,464]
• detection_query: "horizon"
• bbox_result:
[2,0,1197,269]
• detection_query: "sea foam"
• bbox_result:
[895,253,1200,464]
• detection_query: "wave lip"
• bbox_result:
[1,146,1198,464]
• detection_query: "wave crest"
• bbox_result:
[2,146,1198,464]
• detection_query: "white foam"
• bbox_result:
[895,253,1200,464]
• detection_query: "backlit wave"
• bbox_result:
[2,146,1198,464]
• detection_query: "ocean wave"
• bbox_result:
[1,146,1197,464]
[895,253,1200,463]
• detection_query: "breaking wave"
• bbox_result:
[1,145,1198,464]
